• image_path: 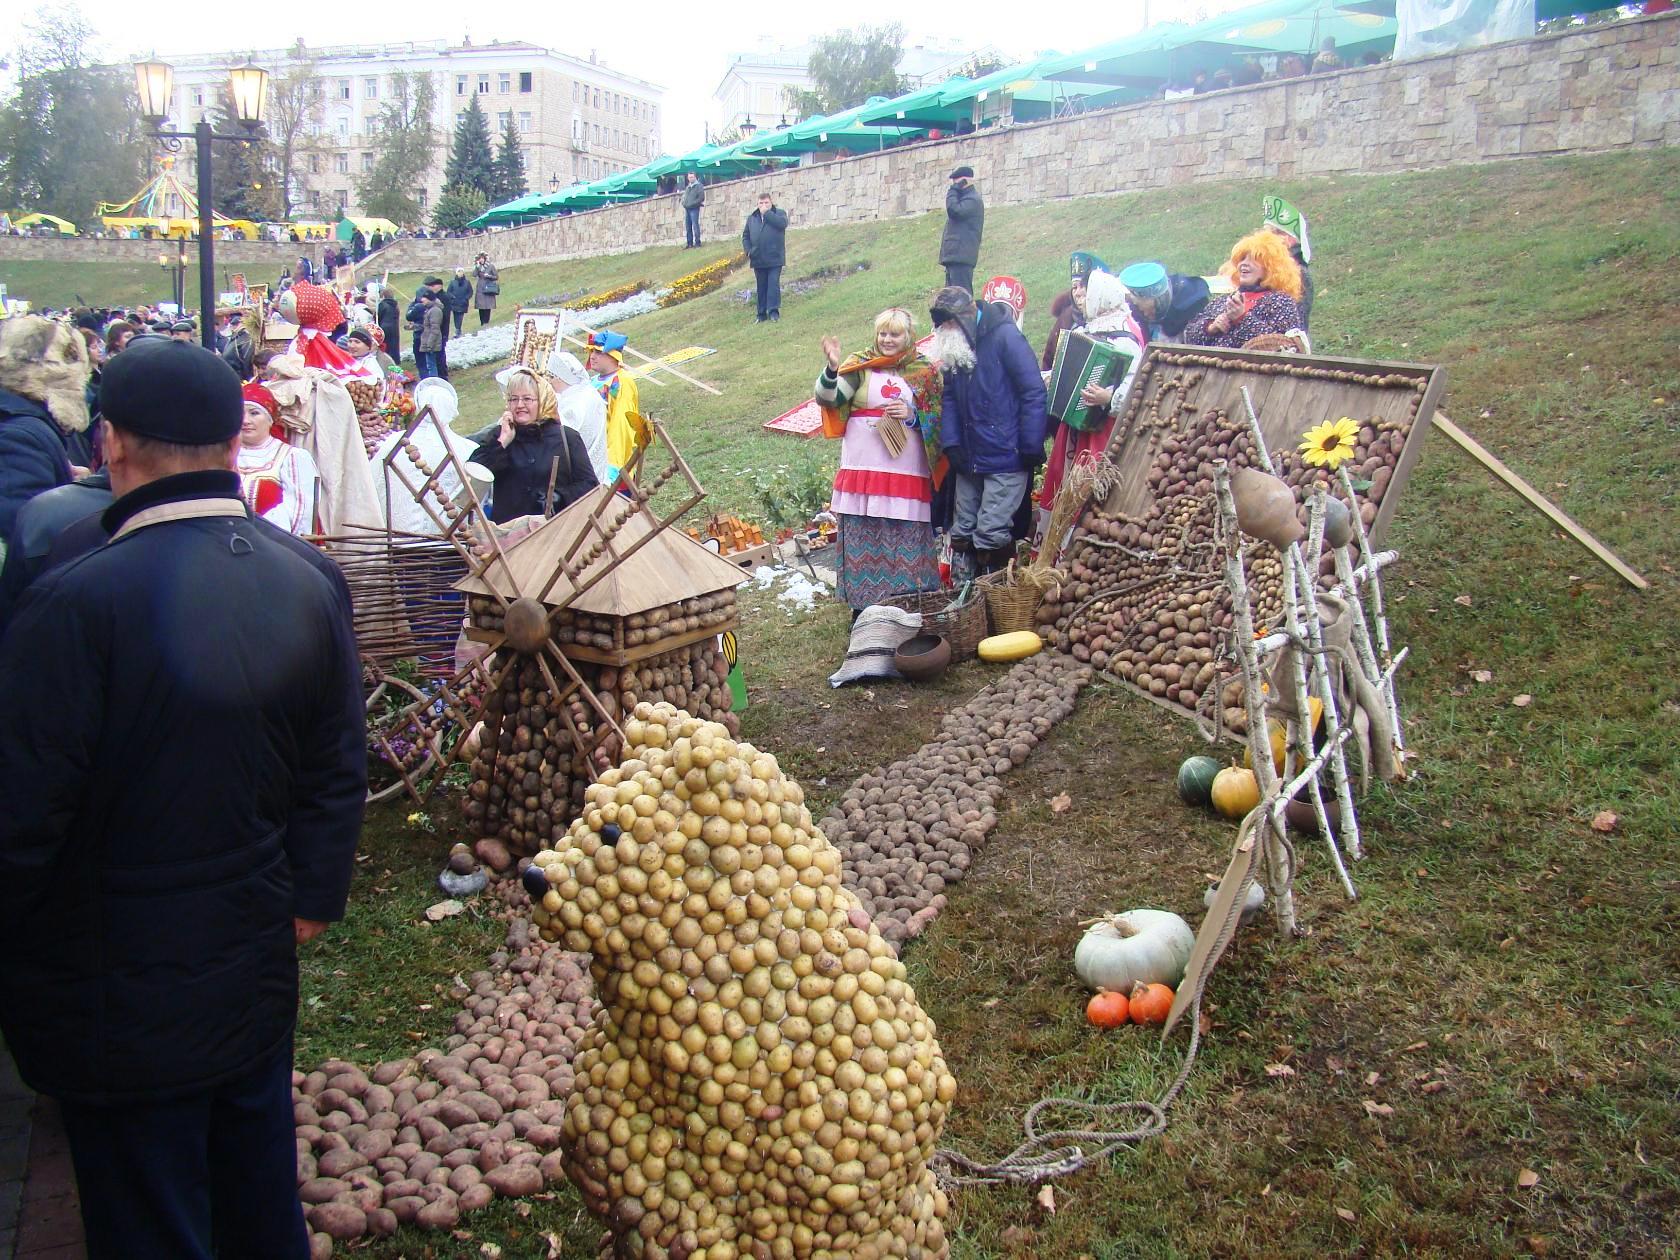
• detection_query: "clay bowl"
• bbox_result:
[1284,796,1342,837]
[893,634,952,682]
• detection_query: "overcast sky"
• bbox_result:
[50,0,1251,151]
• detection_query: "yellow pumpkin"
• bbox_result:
[1243,719,1288,776]
[1211,766,1260,819]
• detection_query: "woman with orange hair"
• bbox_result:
[1183,230,1309,352]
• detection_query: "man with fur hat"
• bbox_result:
[0,336,364,1260]
[929,285,1045,577]
[0,316,90,544]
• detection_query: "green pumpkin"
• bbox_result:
[1177,755,1221,808]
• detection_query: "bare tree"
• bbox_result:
[264,57,326,218]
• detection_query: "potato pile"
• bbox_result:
[821,655,1093,950]
[469,591,740,654]
[526,702,958,1260]
[465,637,739,864]
[292,891,596,1254]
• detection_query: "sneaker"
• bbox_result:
[769,312,780,321]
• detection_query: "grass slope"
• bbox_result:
[291,148,1673,1257]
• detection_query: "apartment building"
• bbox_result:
[137,39,664,219]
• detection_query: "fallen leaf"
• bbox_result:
[1362,1099,1395,1118]
[1265,1062,1297,1078]
[1589,810,1620,834]
[1365,1070,1381,1086]
[1453,594,1473,607]
[1336,1206,1357,1222]
[1050,792,1073,815]
[1421,1080,1447,1094]
[1526,1236,1552,1257]
[1403,1040,1429,1052]
[1471,669,1493,683]
[1036,1184,1057,1214]
[981,997,1000,1008]
[1512,694,1533,708]
[1517,1168,1540,1189]
[1260,1183,1272,1196]
[543,1232,566,1260]
[481,1245,504,1260]
[425,899,465,922]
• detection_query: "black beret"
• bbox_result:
[949,165,975,179]
[100,338,243,444]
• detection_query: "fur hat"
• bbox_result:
[0,315,91,433]
[929,286,978,348]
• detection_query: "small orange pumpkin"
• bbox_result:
[1128,981,1174,1025]
[1086,990,1130,1029]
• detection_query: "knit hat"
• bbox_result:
[0,315,91,434]
[929,285,978,348]
[102,338,242,443]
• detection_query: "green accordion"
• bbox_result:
[1048,330,1132,432]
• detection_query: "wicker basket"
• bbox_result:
[884,584,989,660]
[979,564,1053,635]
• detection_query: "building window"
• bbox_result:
[366,117,379,137]
[335,118,348,141]
[309,154,320,174]
[520,71,533,93]
[334,153,348,174]
[337,79,351,100]
[191,86,204,107]
[336,189,348,209]
[478,74,490,94]
[593,89,601,109]
[361,152,373,172]
[363,77,378,99]
[457,74,468,96]
[418,187,428,208]
[518,111,531,133]
[572,82,579,102]
[499,72,511,93]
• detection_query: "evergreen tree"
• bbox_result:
[358,71,436,224]
[208,85,280,220]
[432,184,486,232]
[492,112,527,205]
[445,93,496,199]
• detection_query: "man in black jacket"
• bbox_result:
[0,338,365,1260]
[681,173,705,248]
[940,166,985,294]
[445,267,475,336]
[742,192,789,323]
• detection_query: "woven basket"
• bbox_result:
[979,563,1054,635]
[884,584,988,660]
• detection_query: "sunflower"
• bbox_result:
[1299,417,1360,469]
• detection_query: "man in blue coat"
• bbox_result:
[0,338,366,1260]
[742,191,789,323]
[930,285,1046,577]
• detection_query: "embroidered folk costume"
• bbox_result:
[238,383,320,535]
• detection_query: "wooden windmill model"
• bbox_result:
[378,415,748,863]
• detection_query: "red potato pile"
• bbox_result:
[820,655,1094,951]
[291,887,595,1254]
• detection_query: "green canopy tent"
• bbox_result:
[470,190,563,228]
[1190,0,1396,62]
[927,59,1146,124]
[853,82,973,130]
[746,98,925,154]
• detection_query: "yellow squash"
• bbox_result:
[977,631,1042,662]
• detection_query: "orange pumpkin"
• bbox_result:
[1086,990,1130,1029]
[1128,981,1174,1025]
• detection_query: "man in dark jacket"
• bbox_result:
[940,166,985,294]
[377,287,402,370]
[0,469,112,634]
[930,285,1046,577]
[1119,261,1213,344]
[0,337,365,1260]
[681,173,705,248]
[445,267,475,336]
[742,192,789,323]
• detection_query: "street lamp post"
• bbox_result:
[134,59,269,351]
[157,241,186,310]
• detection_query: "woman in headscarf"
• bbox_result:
[237,382,321,535]
[1183,231,1309,351]
[1041,251,1108,372]
[815,307,945,614]
[1037,270,1146,509]
[468,366,597,524]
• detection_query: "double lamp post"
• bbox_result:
[132,60,270,352]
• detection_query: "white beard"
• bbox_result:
[932,323,976,373]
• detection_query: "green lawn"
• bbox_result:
[0,258,226,313]
[55,150,1680,1257]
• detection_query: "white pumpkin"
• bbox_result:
[1074,908,1195,992]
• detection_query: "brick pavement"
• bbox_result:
[0,1040,84,1260]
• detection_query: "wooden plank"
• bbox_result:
[1431,412,1648,591]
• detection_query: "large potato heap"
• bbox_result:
[821,655,1092,950]
[526,702,958,1260]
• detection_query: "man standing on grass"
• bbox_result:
[940,166,985,295]
[681,173,706,248]
[0,337,365,1260]
[742,191,789,323]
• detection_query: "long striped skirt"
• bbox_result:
[836,514,939,610]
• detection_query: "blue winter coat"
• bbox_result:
[0,389,72,538]
[939,304,1048,475]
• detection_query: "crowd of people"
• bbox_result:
[814,180,1314,614]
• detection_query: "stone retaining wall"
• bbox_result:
[373,13,1677,274]
[0,235,326,269]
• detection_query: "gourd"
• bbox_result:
[978,630,1042,662]
[1085,990,1130,1029]
[1177,754,1221,807]
[1211,765,1261,819]
[1231,467,1304,550]
[1243,719,1288,775]
[1128,981,1174,1025]
[1074,909,1194,992]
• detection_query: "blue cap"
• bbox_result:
[1120,262,1171,306]
[589,329,628,353]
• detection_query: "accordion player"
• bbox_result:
[1047,330,1134,433]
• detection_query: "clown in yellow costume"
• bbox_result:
[585,329,648,480]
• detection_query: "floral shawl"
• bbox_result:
[818,348,946,486]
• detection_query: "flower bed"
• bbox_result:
[657,253,747,308]
[572,279,651,311]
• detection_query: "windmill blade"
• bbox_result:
[1163,813,1263,1039]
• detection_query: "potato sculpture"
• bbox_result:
[526,703,957,1260]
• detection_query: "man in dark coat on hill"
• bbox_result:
[939,166,985,294]
[742,191,789,323]
[0,338,365,1260]
[930,285,1045,579]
